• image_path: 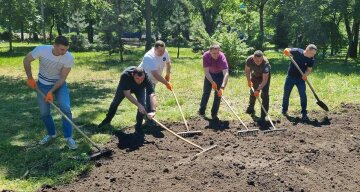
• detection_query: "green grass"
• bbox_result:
[1,42,360,191]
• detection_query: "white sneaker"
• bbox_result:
[39,135,56,145]
[66,138,77,150]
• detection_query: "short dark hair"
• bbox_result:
[133,67,145,76]
[306,44,317,51]
[254,50,264,57]
[54,35,69,46]
[154,40,165,48]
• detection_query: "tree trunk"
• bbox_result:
[120,50,123,62]
[177,36,180,58]
[57,24,62,36]
[349,21,359,58]
[87,20,94,43]
[9,26,13,52]
[258,3,264,49]
[41,0,46,43]
[21,23,24,41]
[145,0,152,51]
[50,13,55,42]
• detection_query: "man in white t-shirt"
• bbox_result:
[23,36,77,149]
[139,40,172,125]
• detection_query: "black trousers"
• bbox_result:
[248,74,271,119]
[199,72,224,116]
[105,82,146,127]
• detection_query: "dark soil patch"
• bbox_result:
[39,103,360,192]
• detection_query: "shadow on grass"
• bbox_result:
[0,75,114,182]
[0,46,36,57]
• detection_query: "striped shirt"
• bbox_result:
[31,45,74,85]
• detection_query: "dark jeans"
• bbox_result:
[199,72,224,116]
[104,82,146,127]
[248,75,271,119]
[145,84,156,114]
[282,75,307,115]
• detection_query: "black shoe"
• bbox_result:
[282,111,288,116]
[211,115,219,122]
[98,118,111,128]
[144,120,156,127]
[134,124,144,136]
[245,108,255,115]
[301,114,309,121]
[198,110,205,116]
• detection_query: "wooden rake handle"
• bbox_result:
[35,88,101,150]
[250,87,277,130]
[170,89,190,131]
[151,118,204,150]
[216,90,248,129]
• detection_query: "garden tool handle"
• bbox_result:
[250,87,277,130]
[216,90,248,129]
[171,89,190,131]
[288,56,321,101]
[151,118,204,150]
[35,88,101,150]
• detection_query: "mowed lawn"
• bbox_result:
[0,42,359,191]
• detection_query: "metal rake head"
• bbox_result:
[177,131,202,137]
[263,128,287,134]
[237,129,259,137]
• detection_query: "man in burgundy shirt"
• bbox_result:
[199,44,229,121]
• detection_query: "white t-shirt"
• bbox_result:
[31,45,74,85]
[139,47,170,84]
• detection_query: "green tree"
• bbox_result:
[191,0,226,36]
[167,1,191,58]
[98,0,141,61]
[67,10,89,36]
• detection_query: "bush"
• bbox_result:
[191,26,250,74]
[65,33,90,52]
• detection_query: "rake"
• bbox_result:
[218,91,259,137]
[152,118,217,156]
[171,89,202,137]
[36,88,112,160]
[250,87,287,134]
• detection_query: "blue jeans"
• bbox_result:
[282,76,307,115]
[37,82,73,138]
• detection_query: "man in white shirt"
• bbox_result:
[139,40,172,125]
[23,36,77,149]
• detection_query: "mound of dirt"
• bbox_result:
[39,103,360,192]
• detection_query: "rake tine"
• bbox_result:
[263,128,287,134]
[152,118,217,156]
[171,89,202,137]
[195,145,218,156]
[237,129,259,137]
[177,131,202,137]
[249,87,287,134]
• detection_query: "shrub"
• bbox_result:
[65,33,90,52]
[191,26,250,74]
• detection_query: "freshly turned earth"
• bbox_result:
[37,103,360,192]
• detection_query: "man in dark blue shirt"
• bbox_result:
[282,44,317,121]
[98,66,156,134]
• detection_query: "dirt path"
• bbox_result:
[38,103,360,192]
